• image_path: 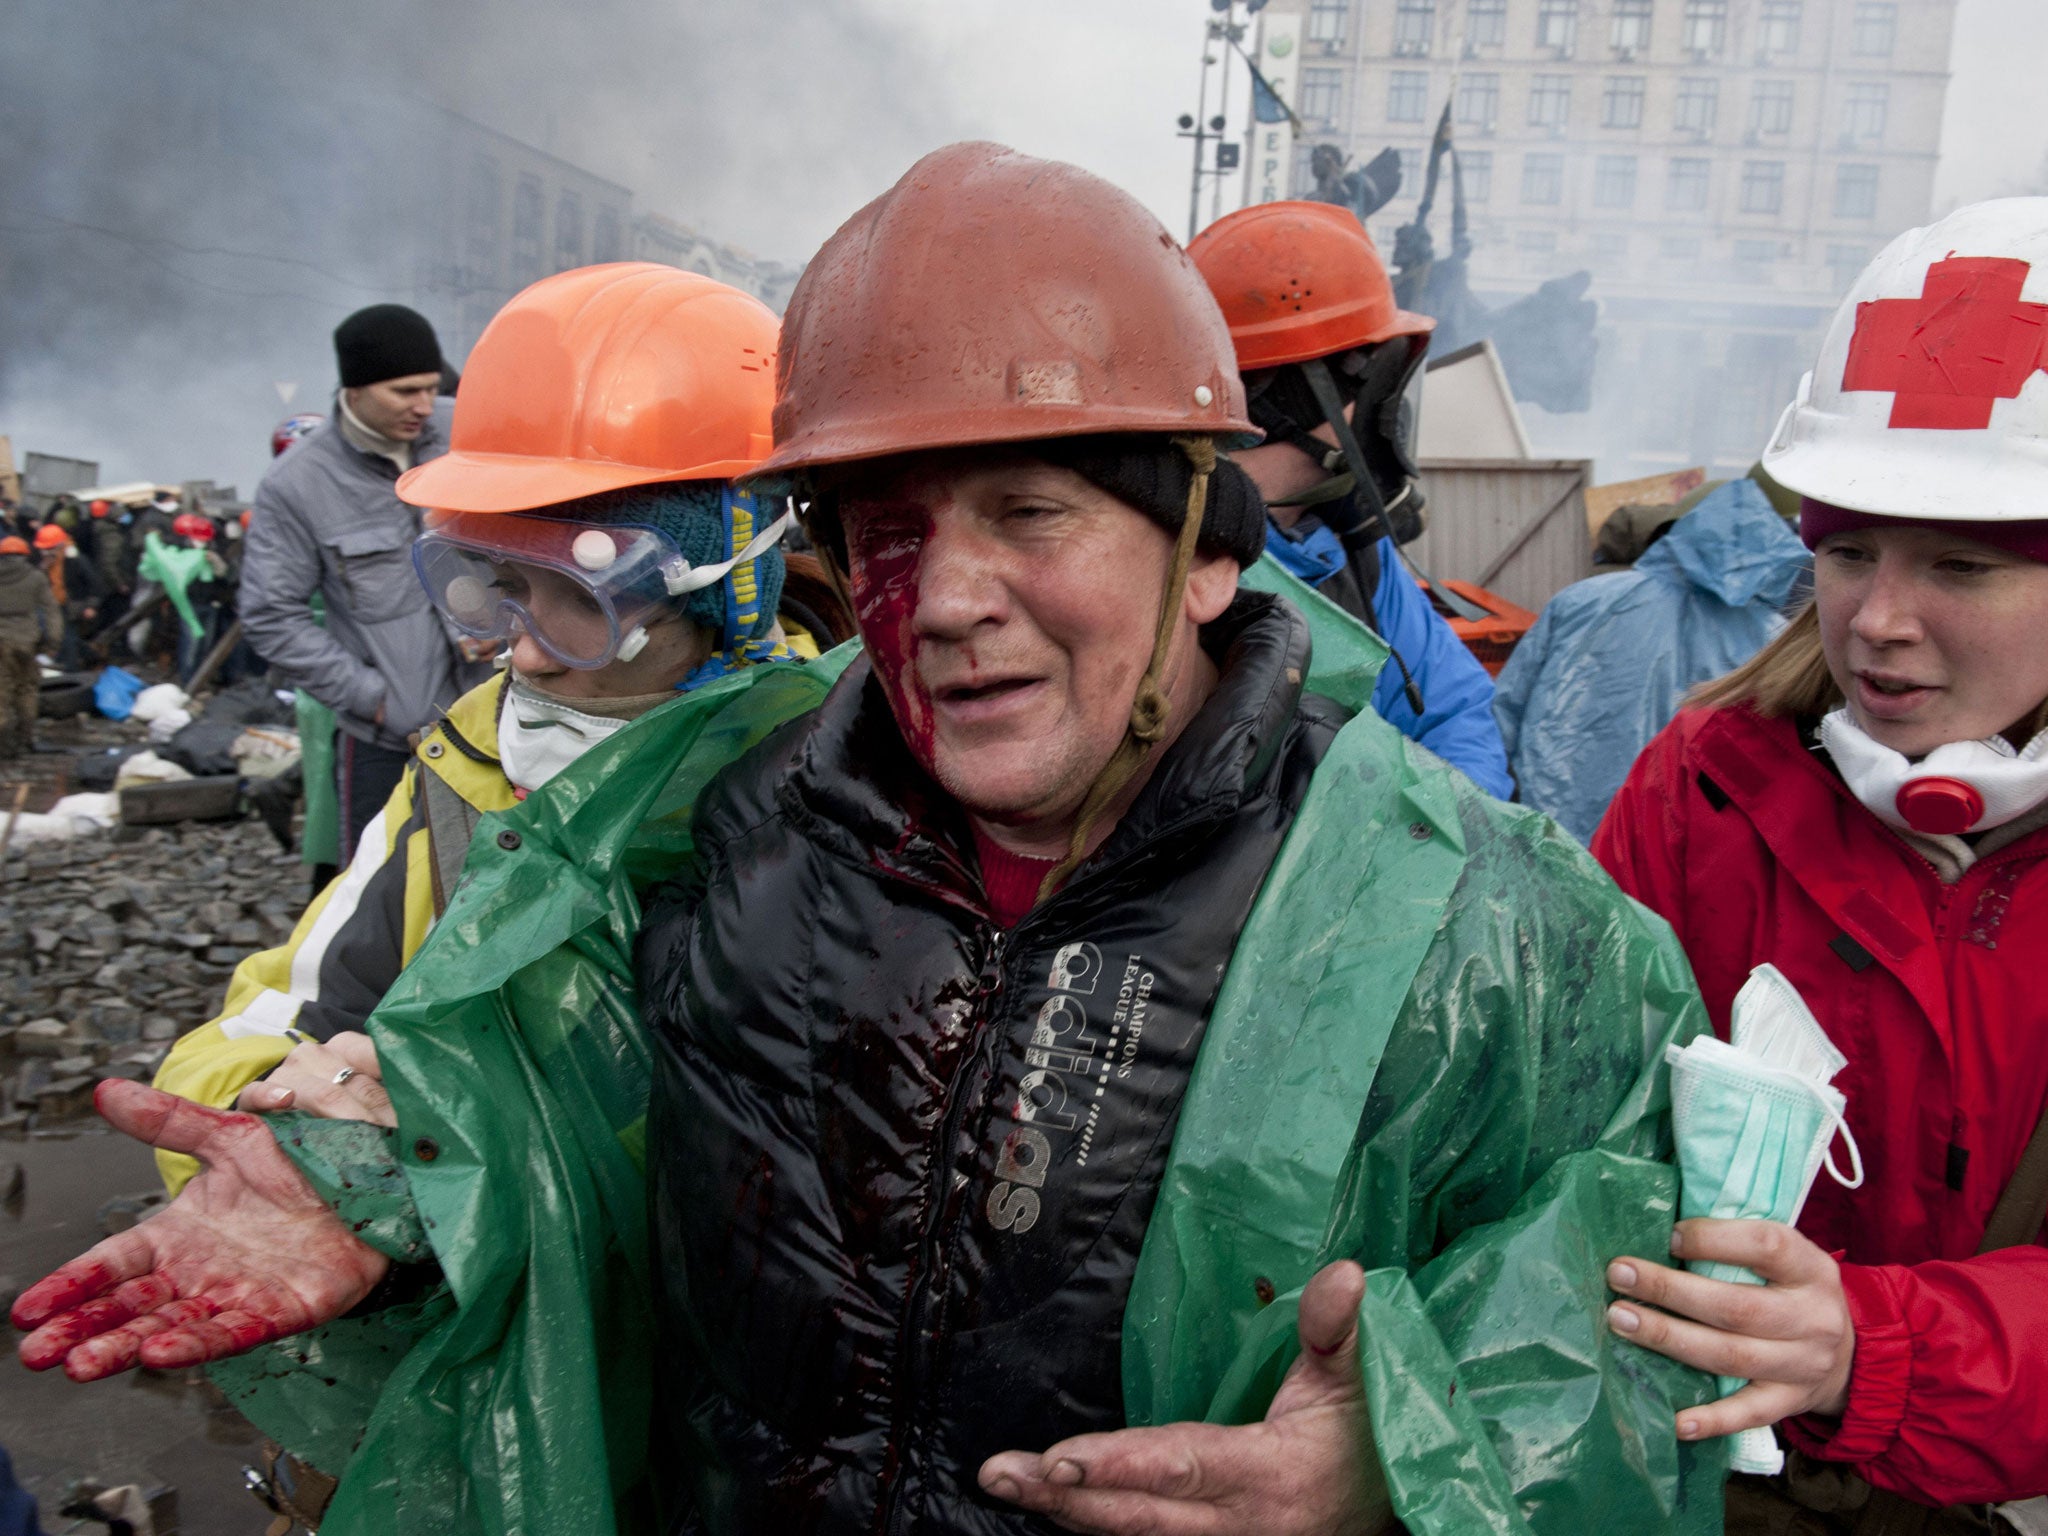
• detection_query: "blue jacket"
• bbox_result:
[1491,478,1808,843]
[1264,522,1513,798]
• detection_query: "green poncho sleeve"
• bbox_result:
[210,655,852,1536]
[1123,561,1722,1534]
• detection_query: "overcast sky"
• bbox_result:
[4,0,2043,492]
[518,0,2048,267]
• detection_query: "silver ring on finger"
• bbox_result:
[333,1066,357,1086]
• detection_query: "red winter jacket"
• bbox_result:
[1594,705,2048,1508]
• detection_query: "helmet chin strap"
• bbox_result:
[1035,435,1215,903]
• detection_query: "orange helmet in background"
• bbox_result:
[754,141,1251,481]
[173,512,217,542]
[33,525,70,551]
[397,262,780,515]
[1189,200,1434,372]
[89,499,113,518]
[0,537,29,557]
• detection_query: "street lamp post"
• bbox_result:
[1175,0,1255,241]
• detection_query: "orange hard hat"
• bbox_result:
[753,141,1251,480]
[0,537,27,557]
[1189,200,1435,372]
[89,499,112,517]
[397,262,780,515]
[33,524,70,550]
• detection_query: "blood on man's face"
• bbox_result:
[837,453,1184,831]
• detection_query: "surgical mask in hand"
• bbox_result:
[1665,964,1862,1474]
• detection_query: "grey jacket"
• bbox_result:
[241,402,465,750]
[0,557,62,651]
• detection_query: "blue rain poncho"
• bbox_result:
[1492,480,1808,842]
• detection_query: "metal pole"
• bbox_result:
[1211,6,1237,225]
[1188,24,1214,242]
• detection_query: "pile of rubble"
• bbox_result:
[0,818,307,1132]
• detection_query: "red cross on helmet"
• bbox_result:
[1763,197,2048,522]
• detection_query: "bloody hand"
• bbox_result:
[12,1080,389,1382]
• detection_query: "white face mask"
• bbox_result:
[496,677,634,793]
[1819,707,2048,836]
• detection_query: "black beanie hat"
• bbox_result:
[334,304,445,389]
[1036,436,1269,568]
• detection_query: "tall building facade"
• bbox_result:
[1252,0,1956,479]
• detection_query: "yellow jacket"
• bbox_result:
[154,673,518,1190]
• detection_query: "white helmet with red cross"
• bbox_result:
[1763,197,2048,521]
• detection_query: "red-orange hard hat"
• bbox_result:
[0,537,28,556]
[397,263,780,514]
[753,142,1252,479]
[1189,200,1435,372]
[33,524,70,550]
[173,512,216,542]
[89,499,112,518]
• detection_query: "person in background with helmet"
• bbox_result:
[32,522,104,669]
[166,510,229,681]
[240,303,489,857]
[1190,201,1513,798]
[1593,201,2048,1526]
[14,155,1709,1536]
[0,535,60,756]
[272,413,325,459]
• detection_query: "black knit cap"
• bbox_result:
[333,304,446,389]
[1035,436,1268,568]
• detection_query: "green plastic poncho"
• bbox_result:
[211,560,1720,1536]
[135,530,212,640]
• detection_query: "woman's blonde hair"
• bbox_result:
[1691,596,2048,741]
[1689,600,1837,717]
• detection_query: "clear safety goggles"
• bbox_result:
[411,507,793,669]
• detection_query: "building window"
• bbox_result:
[1594,155,1639,207]
[1827,243,1870,289]
[1459,149,1493,202]
[1674,77,1719,134]
[1301,68,1343,122]
[1610,0,1653,52]
[465,154,501,260]
[1851,2,1896,56]
[1522,152,1565,204]
[1394,0,1435,53]
[1666,157,1711,210]
[592,206,622,265]
[1388,70,1429,122]
[1467,0,1507,47]
[1603,76,1646,128]
[1517,228,1560,254]
[1528,74,1572,128]
[1536,0,1578,53]
[1735,238,1779,264]
[1457,73,1500,128]
[1594,230,1631,264]
[554,191,583,270]
[1741,160,1786,214]
[1396,147,1426,195]
[1844,82,1889,140]
[1308,0,1348,43]
[1835,164,1880,218]
[1662,234,1704,260]
[1758,0,1802,53]
[511,173,544,288]
[1749,81,1795,135]
[1683,0,1727,54]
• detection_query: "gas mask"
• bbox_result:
[1820,707,2048,837]
[1244,338,1429,546]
